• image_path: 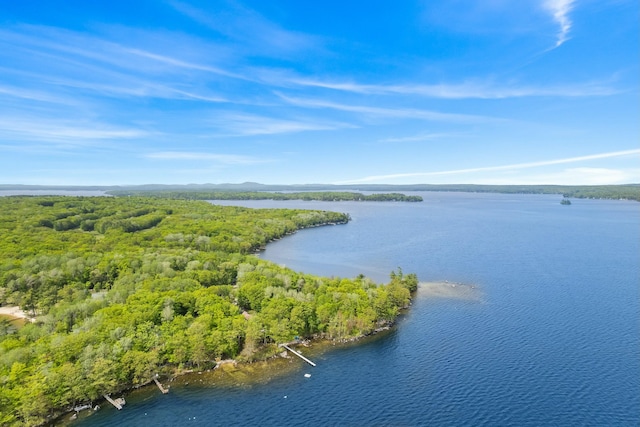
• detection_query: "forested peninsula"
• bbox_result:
[106,190,424,202]
[0,196,417,426]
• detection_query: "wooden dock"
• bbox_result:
[280,344,316,367]
[153,376,169,394]
[103,394,125,410]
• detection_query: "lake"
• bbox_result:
[69,192,640,426]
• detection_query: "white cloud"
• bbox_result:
[145,151,269,164]
[0,25,250,104]
[167,0,320,56]
[338,149,640,184]
[543,0,576,47]
[515,167,640,185]
[445,167,640,186]
[0,84,80,105]
[123,48,245,80]
[0,25,240,79]
[278,94,499,124]
[289,77,616,99]
[210,113,354,136]
[379,132,464,143]
[0,118,150,143]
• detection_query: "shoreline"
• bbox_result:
[53,316,402,425]
[22,277,421,426]
[54,285,420,425]
[0,305,34,322]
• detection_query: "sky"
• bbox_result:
[0,0,638,186]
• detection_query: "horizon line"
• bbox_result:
[1,182,639,188]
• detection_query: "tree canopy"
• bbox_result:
[0,196,416,426]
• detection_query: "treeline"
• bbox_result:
[559,185,640,201]
[6,184,638,201]
[0,196,416,426]
[106,190,424,202]
[346,184,640,201]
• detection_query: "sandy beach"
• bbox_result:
[0,305,32,320]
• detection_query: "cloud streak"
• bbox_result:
[339,149,640,183]
[0,118,151,143]
[0,84,80,105]
[0,25,241,79]
[543,0,576,47]
[0,25,250,104]
[167,0,320,57]
[289,77,617,99]
[378,132,465,143]
[278,94,498,124]
[210,113,354,136]
[146,151,269,164]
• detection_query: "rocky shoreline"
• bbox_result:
[50,316,402,425]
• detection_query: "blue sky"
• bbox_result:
[0,0,638,185]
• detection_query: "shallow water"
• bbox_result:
[68,192,640,426]
[0,314,26,329]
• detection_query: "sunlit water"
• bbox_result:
[66,192,639,426]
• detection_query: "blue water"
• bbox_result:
[72,192,640,426]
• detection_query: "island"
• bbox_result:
[105,190,424,202]
[0,196,417,426]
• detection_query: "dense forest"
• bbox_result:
[106,190,423,202]
[0,196,417,426]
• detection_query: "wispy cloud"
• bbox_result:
[278,94,498,124]
[46,77,230,103]
[519,167,639,185]
[0,118,151,143]
[543,0,576,47]
[431,167,640,186]
[378,132,465,143]
[146,151,269,164]
[0,25,240,79]
[339,149,640,183]
[123,47,245,80]
[0,25,247,104]
[210,113,354,136]
[0,84,80,105]
[168,0,321,56]
[289,77,617,99]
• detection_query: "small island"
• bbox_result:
[0,196,417,426]
[560,198,572,205]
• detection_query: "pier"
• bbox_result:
[153,376,169,394]
[103,394,125,410]
[280,344,316,367]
